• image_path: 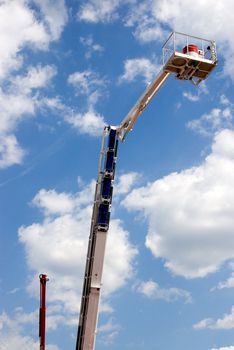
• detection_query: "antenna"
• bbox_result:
[39,274,49,350]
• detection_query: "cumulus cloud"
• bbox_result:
[137,279,192,303]
[0,65,56,136]
[115,172,140,195]
[215,263,234,290]
[0,1,67,80]
[0,135,25,169]
[11,65,57,94]
[0,1,67,169]
[119,58,160,84]
[33,189,75,216]
[33,0,68,41]
[77,0,122,23]
[0,1,48,79]
[67,69,107,134]
[194,306,234,330]
[39,97,107,137]
[0,310,60,350]
[0,64,57,168]
[65,109,105,136]
[122,129,234,279]
[18,181,138,327]
[217,276,234,289]
[124,0,167,43]
[187,105,233,136]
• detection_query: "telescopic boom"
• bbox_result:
[75,31,217,350]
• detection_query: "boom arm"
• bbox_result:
[117,70,170,141]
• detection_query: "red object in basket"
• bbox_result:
[182,44,199,55]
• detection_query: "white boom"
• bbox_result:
[117,70,170,141]
[75,32,217,350]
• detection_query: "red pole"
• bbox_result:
[39,274,49,350]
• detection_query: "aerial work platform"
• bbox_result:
[163,31,217,85]
[117,31,217,141]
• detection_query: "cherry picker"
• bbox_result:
[75,32,217,350]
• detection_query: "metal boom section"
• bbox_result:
[117,70,170,141]
[76,127,118,350]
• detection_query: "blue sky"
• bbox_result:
[1,1,234,349]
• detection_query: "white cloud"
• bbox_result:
[0,1,67,169]
[103,218,138,296]
[119,58,160,84]
[122,129,234,279]
[11,65,57,95]
[68,70,106,96]
[183,91,200,102]
[194,306,234,330]
[38,96,66,114]
[183,82,209,103]
[67,69,107,109]
[18,182,138,326]
[220,95,231,106]
[33,189,75,216]
[8,287,20,295]
[211,347,234,350]
[217,275,234,289]
[215,263,234,290]
[193,318,214,330]
[0,64,57,168]
[115,172,140,195]
[97,317,120,346]
[0,1,49,79]
[0,0,66,80]
[66,109,105,136]
[80,35,104,59]
[0,65,55,135]
[39,97,107,137]
[187,106,233,136]
[124,0,167,43]
[137,279,192,303]
[78,0,122,23]
[0,310,60,350]
[0,89,35,135]
[33,0,68,41]
[0,135,25,169]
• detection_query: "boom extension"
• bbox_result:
[117,70,170,141]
